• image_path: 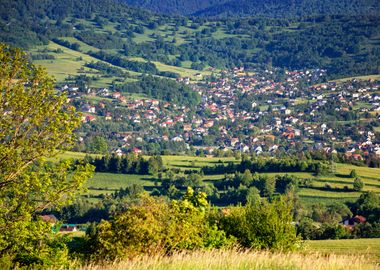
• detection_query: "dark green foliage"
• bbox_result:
[85,61,127,77]
[354,192,380,222]
[86,136,109,154]
[203,158,324,175]
[122,0,380,17]
[117,75,201,107]
[52,38,80,51]
[275,174,299,194]
[88,154,163,175]
[1,1,379,79]
[353,222,380,238]
[353,177,364,191]
[89,51,159,74]
[350,169,358,178]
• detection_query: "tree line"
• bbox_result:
[84,154,164,175]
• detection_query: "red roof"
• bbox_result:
[353,215,366,224]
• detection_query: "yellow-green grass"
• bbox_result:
[85,173,155,195]
[132,33,155,43]
[331,74,380,82]
[375,127,380,133]
[32,41,115,81]
[335,163,380,181]
[263,163,380,203]
[79,249,378,270]
[31,41,141,82]
[127,56,212,79]
[212,29,238,39]
[161,155,237,170]
[306,238,380,261]
[56,151,100,160]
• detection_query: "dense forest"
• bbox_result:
[122,0,380,17]
[0,0,379,79]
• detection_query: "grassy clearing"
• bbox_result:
[152,61,212,79]
[79,249,379,270]
[31,41,128,83]
[306,238,380,261]
[85,173,155,195]
[161,155,237,169]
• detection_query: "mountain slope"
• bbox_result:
[195,0,380,17]
[121,0,380,17]
[121,0,228,15]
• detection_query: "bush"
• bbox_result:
[87,190,233,261]
[353,178,364,191]
[349,169,358,178]
[220,197,300,251]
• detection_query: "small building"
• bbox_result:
[340,215,366,231]
[59,224,79,233]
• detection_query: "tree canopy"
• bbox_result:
[0,43,94,267]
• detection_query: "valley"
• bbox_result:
[0,0,380,269]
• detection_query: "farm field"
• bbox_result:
[58,152,380,204]
[84,173,156,198]
[306,238,380,261]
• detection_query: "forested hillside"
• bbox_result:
[121,0,228,15]
[194,0,380,17]
[1,0,379,81]
[121,0,380,17]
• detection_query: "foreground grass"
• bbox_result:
[79,249,379,270]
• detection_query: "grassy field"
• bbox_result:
[85,173,155,192]
[79,249,379,270]
[160,155,237,169]
[58,152,380,204]
[306,238,380,261]
[31,41,133,83]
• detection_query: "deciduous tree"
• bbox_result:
[0,43,94,266]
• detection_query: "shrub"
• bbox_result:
[353,178,364,191]
[220,197,300,251]
[349,169,358,178]
[88,190,233,261]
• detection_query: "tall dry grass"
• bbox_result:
[79,249,379,270]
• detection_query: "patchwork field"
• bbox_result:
[57,152,380,204]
